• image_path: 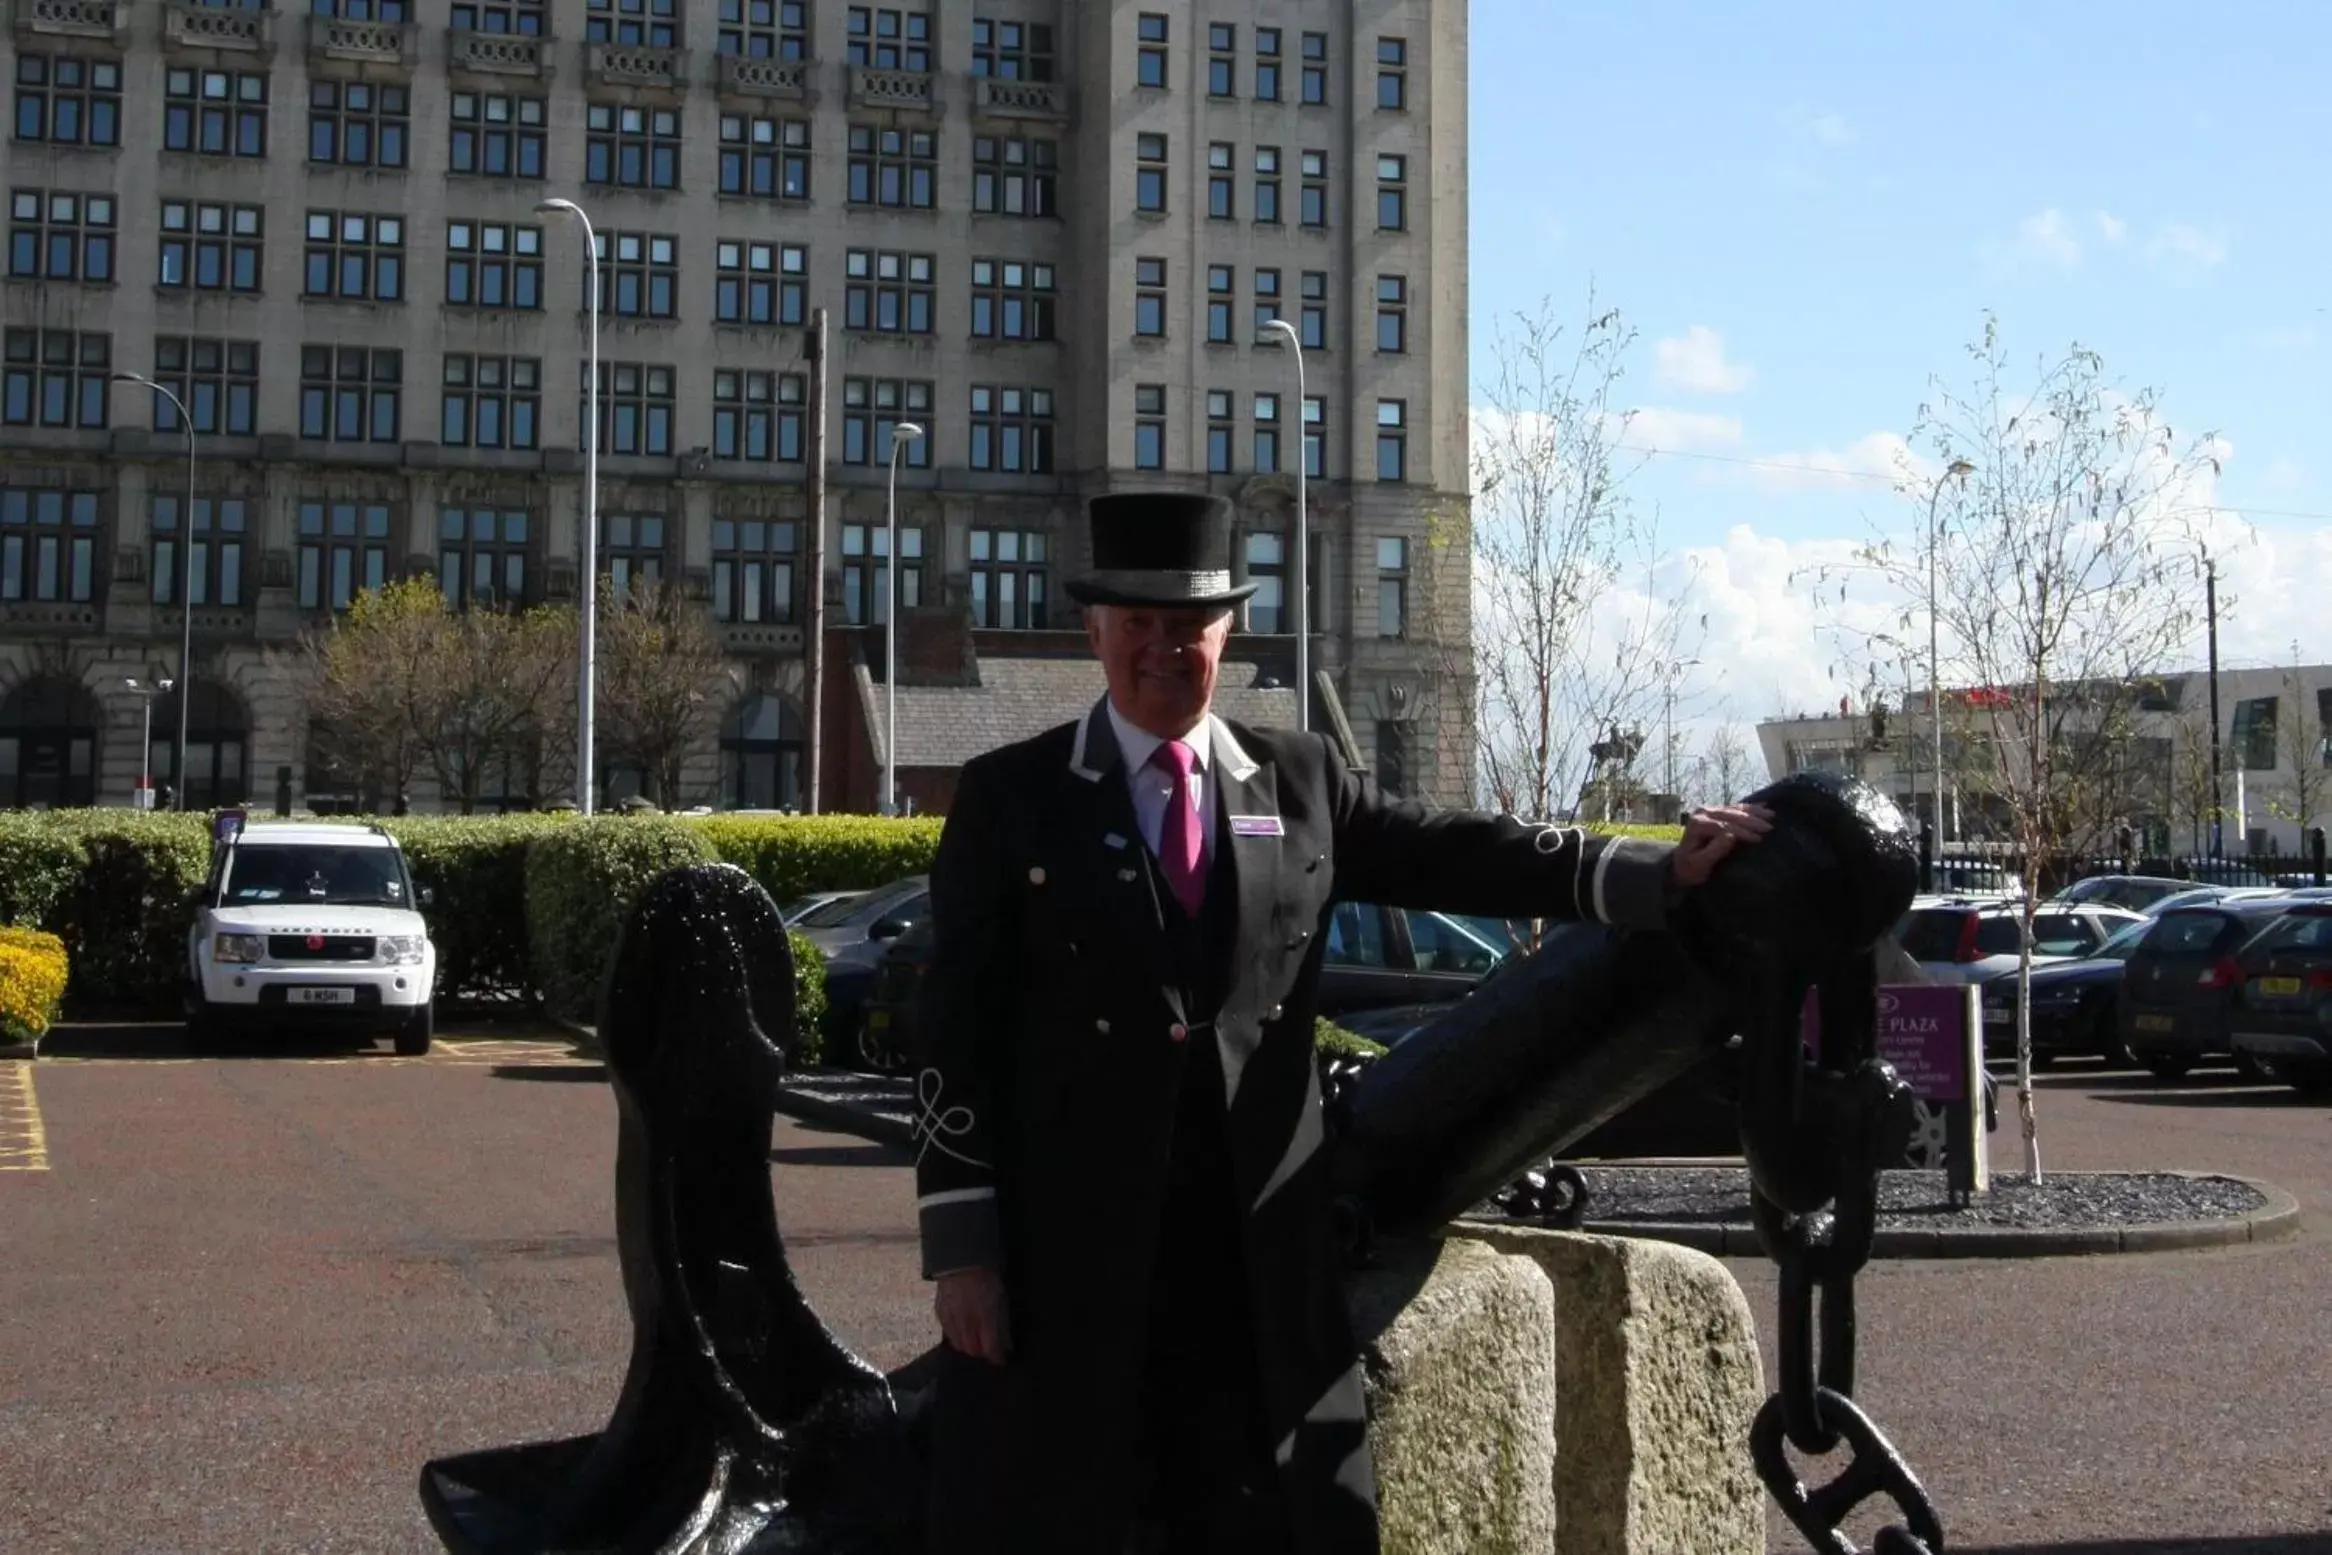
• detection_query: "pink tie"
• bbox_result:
[1148,741,1205,918]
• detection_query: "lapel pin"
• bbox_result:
[1230,814,1285,838]
[1028,866,1046,885]
[1104,832,1129,850]
[1117,867,1138,882]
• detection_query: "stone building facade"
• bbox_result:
[0,0,1471,814]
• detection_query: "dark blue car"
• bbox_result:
[1977,917,2153,1066]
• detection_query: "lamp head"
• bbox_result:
[533,197,583,218]
[895,422,925,442]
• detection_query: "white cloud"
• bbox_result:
[2093,210,2128,244]
[1653,325,1756,395]
[2015,208,2084,268]
[1620,406,1746,452]
[1738,431,1924,492]
[2149,223,2229,272]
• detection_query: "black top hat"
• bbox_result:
[1064,492,1257,609]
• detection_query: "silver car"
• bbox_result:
[1894,898,2149,985]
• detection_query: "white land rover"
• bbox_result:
[185,823,438,1055]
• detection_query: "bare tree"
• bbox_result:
[595,574,735,807]
[1691,720,1761,807]
[1465,295,1700,819]
[2267,655,2331,848]
[293,576,446,810]
[1815,317,2218,1179]
[421,601,573,814]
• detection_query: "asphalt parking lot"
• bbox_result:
[0,1021,2327,1554]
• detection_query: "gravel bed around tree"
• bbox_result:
[1552,1166,2267,1229]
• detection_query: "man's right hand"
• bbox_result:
[935,1266,1011,1364]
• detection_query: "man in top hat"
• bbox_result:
[913,492,1770,1554]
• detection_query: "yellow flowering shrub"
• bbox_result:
[0,929,68,1043]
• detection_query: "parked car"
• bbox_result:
[2226,903,2332,1094]
[2181,858,2280,888]
[1977,917,2153,1066]
[2117,897,2299,1079]
[779,889,865,927]
[2051,874,2196,914]
[184,822,437,1055]
[1893,898,2146,985]
[794,876,931,1055]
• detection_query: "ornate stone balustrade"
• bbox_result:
[719,622,806,655]
[846,64,936,113]
[447,28,548,79]
[586,41,686,89]
[973,75,1067,122]
[163,2,272,53]
[307,15,415,66]
[13,0,127,42]
[715,53,807,101]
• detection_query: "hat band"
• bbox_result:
[1080,567,1235,597]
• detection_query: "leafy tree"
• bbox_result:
[595,575,735,808]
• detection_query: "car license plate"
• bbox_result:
[1983,1009,2011,1025]
[2258,976,2303,997]
[867,1009,889,1030]
[291,987,354,1006]
[2135,1013,2175,1033]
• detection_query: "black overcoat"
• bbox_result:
[911,701,1677,1554]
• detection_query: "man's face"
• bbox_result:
[1086,603,1233,738]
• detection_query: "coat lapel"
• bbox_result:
[1209,715,1281,1110]
[1066,700,1187,1026]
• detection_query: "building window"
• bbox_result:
[1255,27,1281,99]
[1377,37,1408,110]
[587,0,677,46]
[153,336,258,435]
[296,500,392,611]
[712,518,797,623]
[450,91,545,178]
[1377,275,1408,352]
[973,135,1057,216]
[719,114,810,199]
[719,0,805,55]
[1300,271,1328,350]
[1376,400,1408,482]
[440,354,540,449]
[968,385,1054,473]
[583,361,676,456]
[847,124,936,207]
[1253,267,1282,339]
[1377,536,1409,638]
[1207,141,1234,219]
[1301,150,1329,226]
[1207,266,1234,343]
[308,81,407,168]
[164,69,267,157]
[1206,391,1233,473]
[1134,383,1165,470]
[842,521,923,625]
[1135,257,1167,337]
[970,259,1055,340]
[9,191,112,283]
[722,693,803,809]
[586,103,680,189]
[300,346,402,442]
[847,6,931,69]
[1377,154,1408,231]
[0,489,100,603]
[1136,133,1168,213]
[844,249,934,334]
[716,240,807,325]
[1300,31,1328,103]
[446,220,542,309]
[1375,722,1408,795]
[1207,22,1235,96]
[438,507,531,610]
[1253,392,1281,473]
[158,200,260,291]
[1,328,108,429]
[973,18,1052,79]
[841,377,933,466]
[714,369,806,462]
[1136,13,1168,88]
[150,495,247,608]
[970,528,1048,628]
[304,211,403,301]
[1246,532,1286,633]
[158,681,248,810]
[598,512,664,599]
[1254,147,1282,224]
[1304,395,1326,479]
[593,231,678,318]
[451,0,544,32]
[2232,696,2279,772]
[13,55,121,147]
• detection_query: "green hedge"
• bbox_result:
[0,813,211,1007]
[381,815,560,1002]
[787,928,828,1066]
[525,816,721,1022]
[687,814,944,906]
[1315,1017,1386,1059]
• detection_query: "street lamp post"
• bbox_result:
[123,676,173,809]
[883,421,925,816]
[2204,548,2223,858]
[110,373,196,811]
[1924,458,1976,853]
[1261,318,1309,731]
[1658,656,1700,806]
[536,197,601,815]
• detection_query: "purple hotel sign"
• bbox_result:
[1874,985,1977,1103]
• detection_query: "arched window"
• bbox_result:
[156,679,249,810]
[0,675,100,808]
[721,693,802,811]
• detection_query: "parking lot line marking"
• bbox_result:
[0,1062,50,1172]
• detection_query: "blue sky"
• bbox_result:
[1467,0,2332,732]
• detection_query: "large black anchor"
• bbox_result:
[420,772,1940,1554]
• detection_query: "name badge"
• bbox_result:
[1230,815,1284,838]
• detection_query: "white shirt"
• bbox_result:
[1106,700,1216,868]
